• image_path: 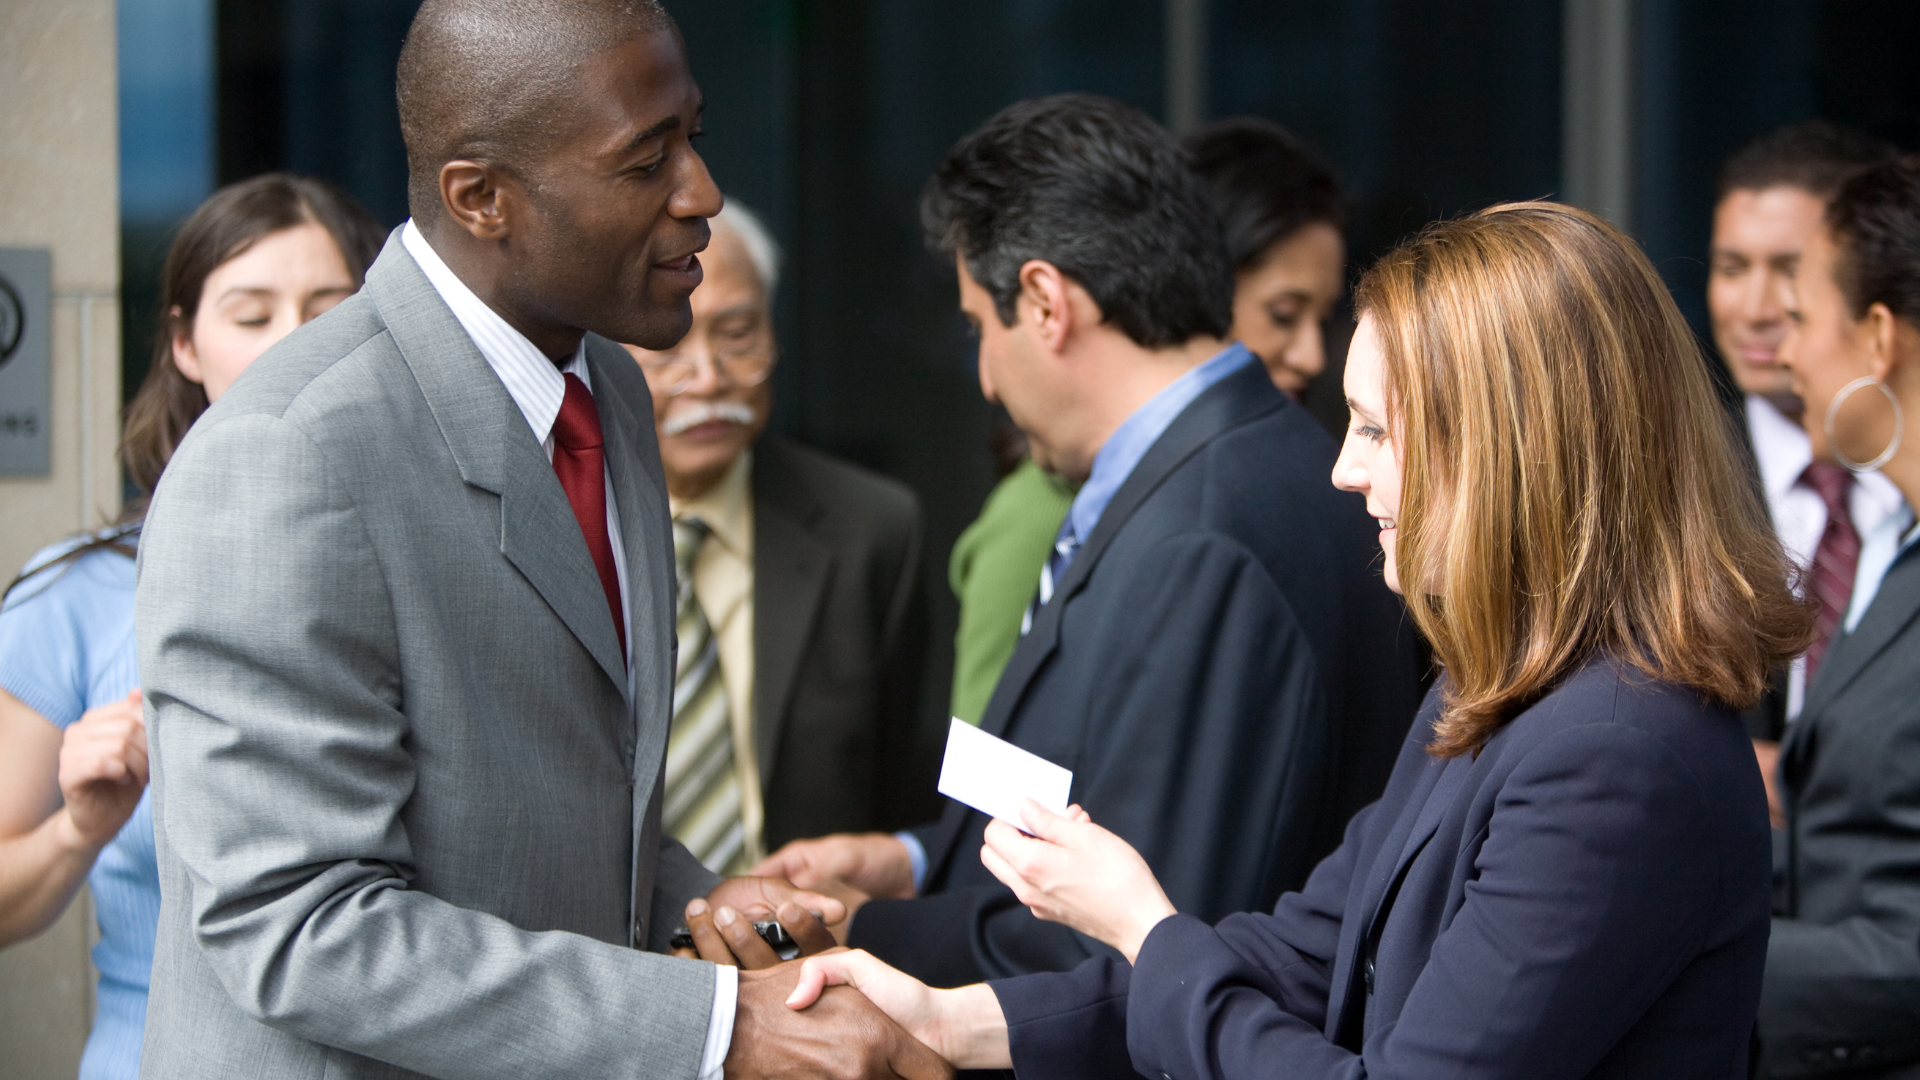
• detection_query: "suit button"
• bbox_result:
[1363,957,1376,994]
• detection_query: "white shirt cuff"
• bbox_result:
[697,962,737,1080]
[895,830,929,894]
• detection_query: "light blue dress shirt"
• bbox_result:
[0,528,154,1080]
[901,343,1257,888]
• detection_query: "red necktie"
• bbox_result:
[553,373,626,661]
[1800,460,1859,682]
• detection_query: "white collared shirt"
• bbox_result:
[401,220,735,1079]
[1747,394,1907,717]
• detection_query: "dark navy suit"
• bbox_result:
[852,363,1424,988]
[992,661,1774,1079]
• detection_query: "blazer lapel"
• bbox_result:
[1788,546,1920,771]
[1324,748,1469,1040]
[750,441,835,782]
[367,238,627,692]
[977,363,1285,742]
[937,363,1287,876]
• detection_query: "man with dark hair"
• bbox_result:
[135,2,947,1078]
[1710,122,1901,806]
[749,94,1422,989]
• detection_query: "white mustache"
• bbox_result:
[663,400,757,436]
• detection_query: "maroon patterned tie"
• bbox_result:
[1800,461,1859,682]
[552,373,626,661]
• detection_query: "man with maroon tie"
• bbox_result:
[133,2,948,1079]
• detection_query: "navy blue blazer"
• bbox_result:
[851,363,1424,989]
[992,660,1774,1080]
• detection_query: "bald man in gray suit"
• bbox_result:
[134,3,947,1078]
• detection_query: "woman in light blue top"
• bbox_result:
[0,173,382,1079]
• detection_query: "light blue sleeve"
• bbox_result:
[0,539,139,729]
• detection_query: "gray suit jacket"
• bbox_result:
[750,437,939,849]
[136,234,721,1079]
[1763,545,1920,1078]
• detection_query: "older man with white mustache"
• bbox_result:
[624,202,940,895]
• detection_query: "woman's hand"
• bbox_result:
[55,690,148,852]
[786,948,1011,1071]
[979,800,1176,962]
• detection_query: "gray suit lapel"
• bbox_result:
[366,236,627,692]
[1789,547,1920,769]
[749,443,834,783]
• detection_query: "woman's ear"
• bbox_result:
[170,306,205,385]
[1879,303,1920,389]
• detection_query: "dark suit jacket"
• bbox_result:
[851,363,1424,987]
[750,436,939,848]
[1764,545,1920,1079]
[993,661,1774,1080]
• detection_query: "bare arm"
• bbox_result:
[0,688,147,945]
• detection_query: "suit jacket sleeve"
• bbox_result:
[992,798,1373,1080]
[1759,699,1920,1078]
[1122,723,1746,1080]
[140,414,715,1080]
[857,531,1328,983]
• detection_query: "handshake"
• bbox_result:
[686,804,1176,1079]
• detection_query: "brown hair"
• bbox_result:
[4,174,382,606]
[121,172,385,507]
[1828,155,1920,325]
[1357,202,1811,757]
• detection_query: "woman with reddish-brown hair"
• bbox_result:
[782,203,1810,1078]
[0,173,381,1079]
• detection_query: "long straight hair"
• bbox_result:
[2,175,382,606]
[1358,202,1811,757]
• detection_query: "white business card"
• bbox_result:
[936,718,1073,825]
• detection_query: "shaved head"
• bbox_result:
[397,0,676,219]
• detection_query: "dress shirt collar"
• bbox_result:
[669,449,754,560]
[1746,393,1812,506]
[1747,392,1905,538]
[1066,342,1255,543]
[402,219,589,442]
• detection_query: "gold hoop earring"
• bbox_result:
[1825,375,1904,473]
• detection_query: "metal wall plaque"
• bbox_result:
[0,249,51,476]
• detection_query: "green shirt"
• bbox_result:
[948,458,1077,725]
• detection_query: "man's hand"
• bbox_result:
[56,691,148,852]
[1753,739,1785,828]
[726,959,953,1080]
[751,833,916,900]
[676,876,846,968]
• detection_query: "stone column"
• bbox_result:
[0,0,122,1075]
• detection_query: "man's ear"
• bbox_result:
[439,160,514,242]
[1017,260,1076,354]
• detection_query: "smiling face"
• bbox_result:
[1331,316,1405,594]
[496,30,720,353]
[1230,221,1345,398]
[171,221,356,401]
[627,225,773,499]
[1709,186,1826,409]
[1780,224,1895,465]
